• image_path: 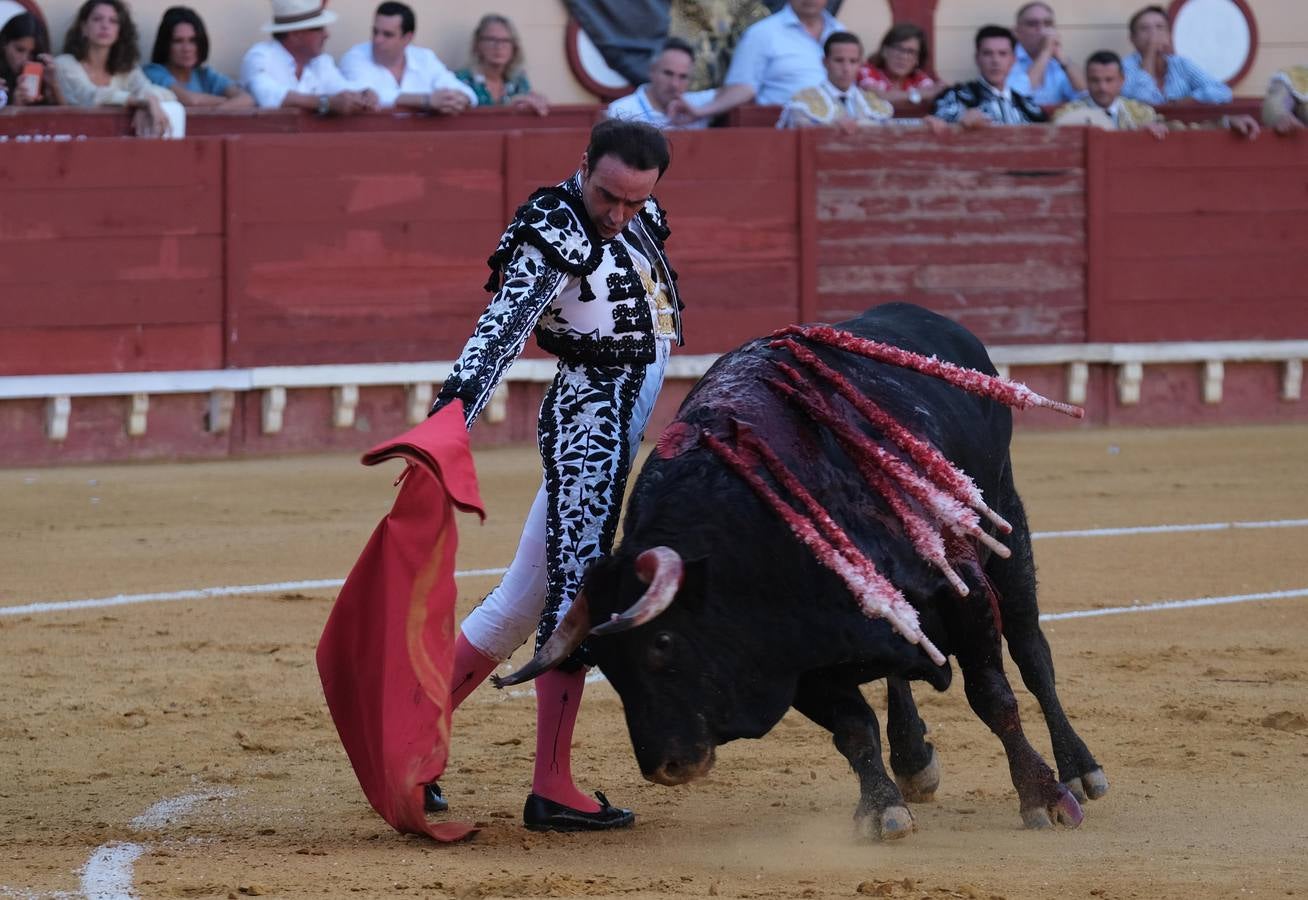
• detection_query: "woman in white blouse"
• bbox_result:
[52,0,175,137]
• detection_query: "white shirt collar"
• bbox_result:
[980,79,1013,101]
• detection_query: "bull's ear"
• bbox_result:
[581,555,622,621]
[677,555,710,613]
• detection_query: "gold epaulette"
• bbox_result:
[1119,98,1160,126]
[1274,66,1308,101]
[860,89,894,120]
[1052,98,1092,121]
[791,86,832,122]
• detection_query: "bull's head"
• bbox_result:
[494,545,798,786]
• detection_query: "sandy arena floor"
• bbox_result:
[3,424,1307,900]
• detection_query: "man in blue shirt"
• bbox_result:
[1005,2,1085,105]
[667,0,842,124]
[1121,5,1231,104]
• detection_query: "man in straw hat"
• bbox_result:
[240,0,378,114]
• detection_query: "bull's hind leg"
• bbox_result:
[885,677,939,802]
[987,467,1109,803]
[793,672,914,841]
[952,615,1083,829]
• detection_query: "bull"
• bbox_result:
[496,303,1108,839]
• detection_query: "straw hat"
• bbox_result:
[262,0,338,34]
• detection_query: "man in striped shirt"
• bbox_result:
[1120,5,1231,105]
[932,25,1047,129]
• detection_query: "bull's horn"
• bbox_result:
[589,547,683,637]
[491,592,592,688]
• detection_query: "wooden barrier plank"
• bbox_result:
[0,280,222,328]
[0,184,221,240]
[0,235,223,285]
[1104,211,1308,260]
[1104,166,1308,215]
[0,137,223,188]
[0,324,222,375]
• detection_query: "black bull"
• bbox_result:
[499,303,1109,838]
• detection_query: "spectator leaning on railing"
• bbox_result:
[858,22,941,107]
[606,37,714,130]
[0,11,64,106]
[145,6,252,109]
[1054,50,1258,139]
[932,25,1047,128]
[240,0,378,115]
[52,0,179,137]
[1263,66,1308,134]
[778,31,894,132]
[454,14,548,117]
[667,0,844,126]
[339,1,475,114]
[1121,5,1231,104]
[1006,2,1085,105]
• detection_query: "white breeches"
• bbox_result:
[460,340,671,661]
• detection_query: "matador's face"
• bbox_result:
[579,154,660,241]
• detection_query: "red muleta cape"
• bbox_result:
[316,402,484,842]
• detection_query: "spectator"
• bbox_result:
[240,0,378,114]
[1006,2,1085,105]
[778,31,893,131]
[52,0,178,137]
[606,37,714,129]
[340,2,475,114]
[1054,50,1258,139]
[1263,66,1308,134]
[0,12,64,106]
[145,7,252,109]
[933,25,1046,128]
[667,0,844,125]
[858,22,941,106]
[454,14,548,116]
[1121,5,1231,104]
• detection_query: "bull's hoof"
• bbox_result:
[1021,786,1084,830]
[1063,768,1109,803]
[854,805,915,842]
[878,806,915,840]
[894,748,940,803]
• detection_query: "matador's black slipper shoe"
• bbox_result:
[423,782,448,814]
[523,790,635,832]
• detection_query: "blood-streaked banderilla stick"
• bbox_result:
[702,430,946,666]
[766,372,1011,562]
[738,425,969,598]
[771,325,1085,419]
[772,339,1012,534]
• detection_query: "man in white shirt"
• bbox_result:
[339,2,476,114]
[667,0,843,125]
[606,38,714,130]
[241,0,378,114]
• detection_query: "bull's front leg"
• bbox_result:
[792,672,914,841]
[885,677,940,802]
[953,641,1083,829]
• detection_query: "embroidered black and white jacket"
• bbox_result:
[435,173,683,427]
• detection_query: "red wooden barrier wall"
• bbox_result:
[225,132,505,367]
[0,138,225,375]
[1086,128,1308,342]
[810,126,1086,344]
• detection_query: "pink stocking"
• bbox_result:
[450,632,499,711]
[531,667,600,812]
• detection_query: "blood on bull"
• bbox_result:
[497,302,1109,840]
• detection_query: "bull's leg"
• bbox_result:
[792,672,914,841]
[987,469,1109,803]
[884,677,939,802]
[952,631,1083,829]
